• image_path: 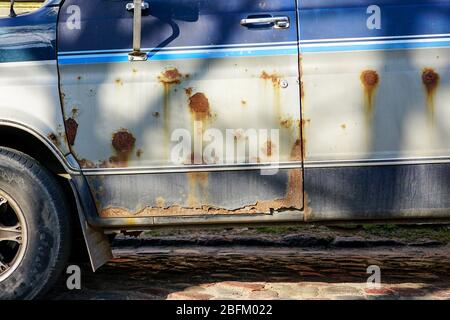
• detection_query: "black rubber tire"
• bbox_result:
[0,147,71,299]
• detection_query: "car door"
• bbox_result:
[297,0,450,220]
[57,0,303,219]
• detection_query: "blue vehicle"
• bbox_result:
[0,0,449,299]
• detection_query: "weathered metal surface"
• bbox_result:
[88,168,302,218]
[0,5,71,157]
[57,0,303,217]
[300,48,449,163]
[298,1,450,163]
[303,164,450,222]
[59,55,301,169]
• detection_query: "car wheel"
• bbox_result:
[0,147,71,299]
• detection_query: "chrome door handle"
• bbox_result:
[240,16,290,29]
[126,1,149,11]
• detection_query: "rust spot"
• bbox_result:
[47,133,60,147]
[152,111,160,118]
[111,129,136,166]
[184,87,193,96]
[158,68,182,84]
[78,159,95,168]
[65,118,78,146]
[115,78,123,86]
[136,149,143,157]
[422,68,440,120]
[290,139,302,161]
[132,68,138,74]
[341,124,347,130]
[360,70,380,117]
[260,71,280,87]
[189,93,211,121]
[280,118,293,129]
[262,140,274,157]
[112,130,136,153]
[241,100,247,107]
[77,76,82,81]
[71,107,79,118]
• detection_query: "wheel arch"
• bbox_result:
[0,122,112,271]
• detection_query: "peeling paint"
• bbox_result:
[99,169,303,217]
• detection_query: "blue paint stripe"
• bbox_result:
[301,39,450,53]
[58,38,450,65]
[58,47,299,65]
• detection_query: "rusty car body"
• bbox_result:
[0,0,449,298]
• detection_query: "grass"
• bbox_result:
[0,1,44,9]
[362,224,450,243]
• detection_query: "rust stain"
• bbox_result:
[100,168,303,217]
[158,68,182,85]
[78,159,95,168]
[280,117,293,129]
[115,78,123,86]
[290,139,302,162]
[189,93,211,121]
[261,71,282,120]
[300,118,310,161]
[100,139,304,218]
[47,133,60,147]
[187,172,209,207]
[241,100,247,107]
[136,149,143,157]
[260,71,281,87]
[155,197,166,208]
[65,118,78,146]
[341,124,347,130]
[360,70,380,117]
[110,129,136,167]
[262,140,274,157]
[71,107,79,118]
[159,68,184,158]
[422,68,440,121]
[184,87,193,97]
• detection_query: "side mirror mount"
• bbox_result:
[9,0,16,18]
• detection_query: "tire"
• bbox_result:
[0,147,71,299]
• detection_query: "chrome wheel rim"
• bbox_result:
[0,191,27,282]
